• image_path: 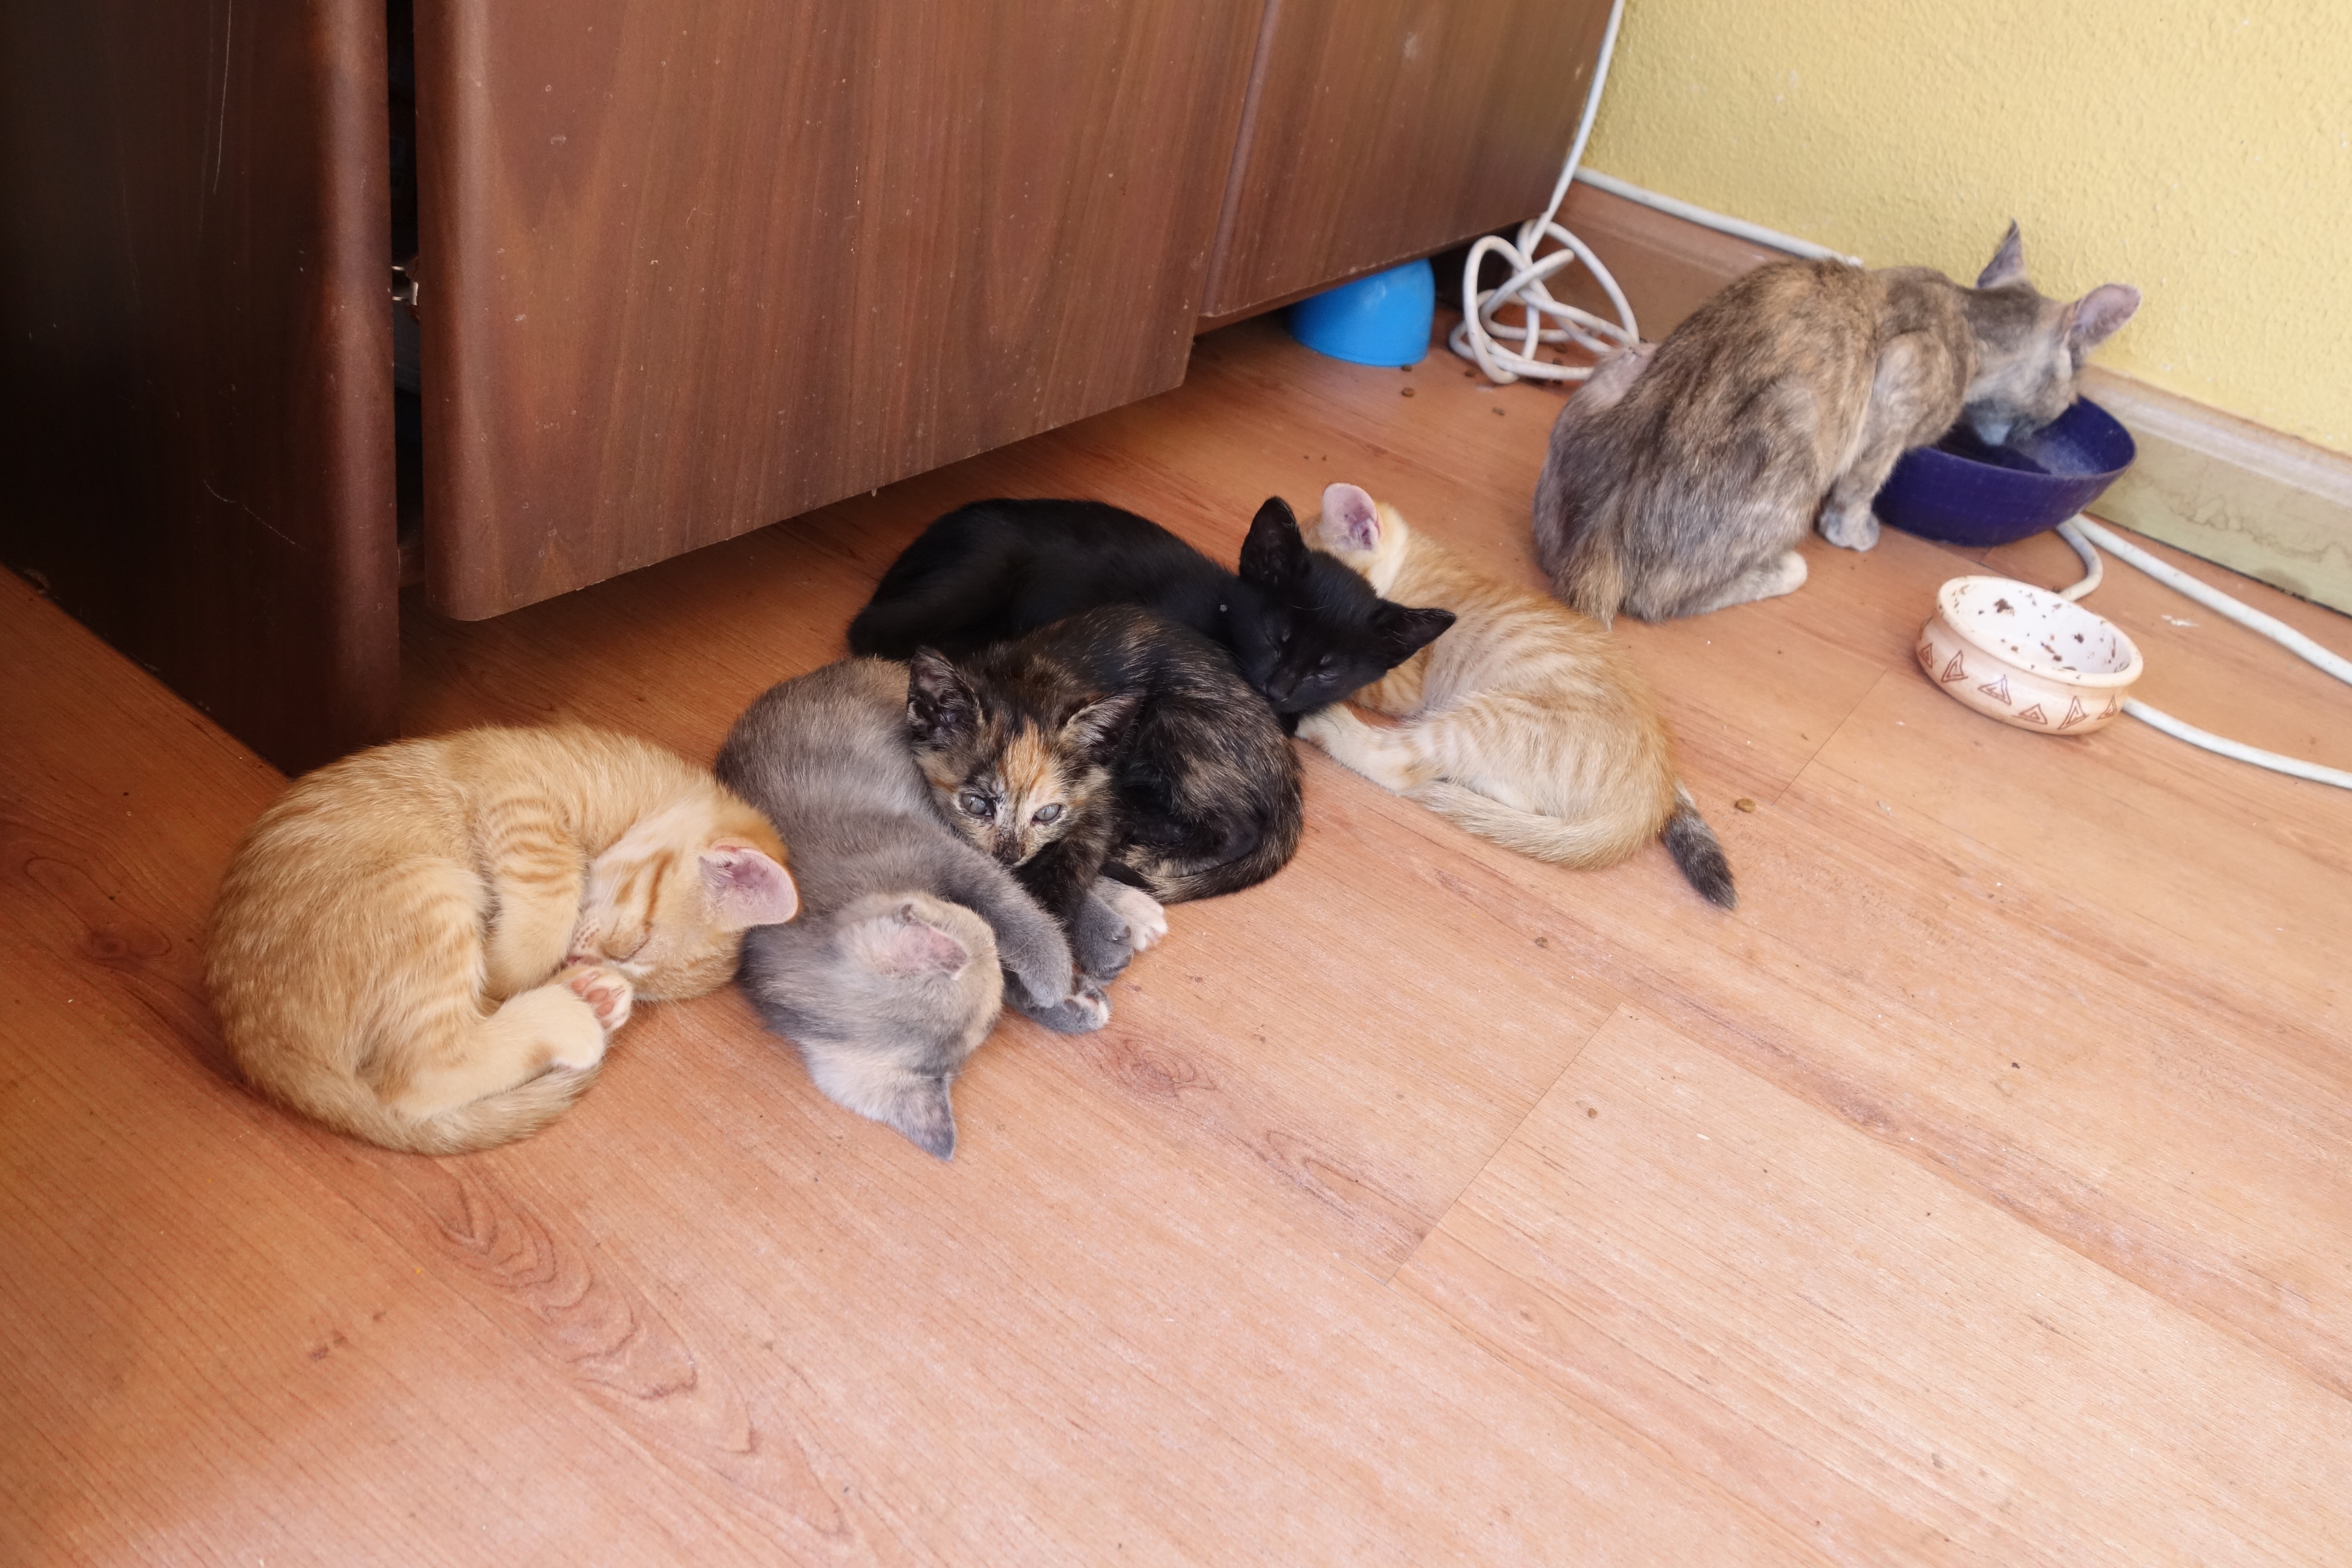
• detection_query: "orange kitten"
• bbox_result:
[205,726,799,1153]
[1299,485,1735,907]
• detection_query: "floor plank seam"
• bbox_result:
[1385,1220,1840,1568]
[1377,999,1633,1287]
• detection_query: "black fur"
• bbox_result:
[1662,797,1737,910]
[847,496,1456,725]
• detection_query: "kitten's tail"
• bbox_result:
[301,1064,601,1155]
[1413,780,1737,909]
[1117,805,1304,905]
[1661,783,1737,909]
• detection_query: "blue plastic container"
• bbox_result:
[1288,259,1437,368]
[1873,396,2137,549]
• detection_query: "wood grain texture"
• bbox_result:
[0,0,399,774]
[1199,0,1613,324]
[4,567,1804,1566]
[414,0,1261,618]
[8,312,2349,1561]
[1397,1008,2352,1568]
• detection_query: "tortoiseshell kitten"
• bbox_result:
[907,605,1302,951]
[849,496,1457,730]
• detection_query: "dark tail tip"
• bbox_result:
[1664,803,1737,909]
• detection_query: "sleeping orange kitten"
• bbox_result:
[206,726,799,1153]
[1299,484,1735,907]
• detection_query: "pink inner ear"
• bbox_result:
[880,920,970,976]
[701,843,800,928]
[1321,483,1381,551]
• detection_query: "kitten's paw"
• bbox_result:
[1014,980,1112,1035]
[1098,881,1168,952]
[1819,506,1880,552]
[1294,705,1351,750]
[1072,920,1134,984]
[560,963,635,1038]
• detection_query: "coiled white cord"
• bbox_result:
[2055,514,2352,789]
[1448,0,1639,384]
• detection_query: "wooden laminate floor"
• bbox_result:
[6,316,2350,1566]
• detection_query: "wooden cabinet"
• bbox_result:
[1201,0,1614,324]
[0,0,399,775]
[2,0,1610,768]
[414,0,1261,618]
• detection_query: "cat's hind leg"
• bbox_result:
[379,962,629,1120]
[1295,705,1441,795]
[1684,549,1809,615]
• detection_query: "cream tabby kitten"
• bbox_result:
[206,726,799,1153]
[1299,485,1735,907]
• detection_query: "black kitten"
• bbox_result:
[848,496,1457,725]
[906,606,1303,946]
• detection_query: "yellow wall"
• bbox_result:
[1584,0,2352,454]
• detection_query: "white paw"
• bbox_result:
[560,963,635,1038]
[1100,883,1169,952]
[1067,984,1111,1031]
[1295,705,1351,750]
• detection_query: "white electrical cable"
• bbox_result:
[2062,514,2352,685]
[2119,702,2352,790]
[2053,515,2352,789]
[1448,0,1639,384]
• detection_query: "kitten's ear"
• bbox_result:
[2065,284,2140,355]
[875,1074,958,1160]
[1321,484,1382,554]
[906,648,979,746]
[1062,691,1142,761]
[802,1048,959,1158]
[855,902,973,976]
[1976,221,2028,289]
[1377,604,1456,661]
[1237,496,1307,588]
[701,842,799,929]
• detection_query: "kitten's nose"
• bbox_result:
[993,837,1025,867]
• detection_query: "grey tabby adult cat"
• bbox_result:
[716,658,1161,1158]
[1534,223,2140,622]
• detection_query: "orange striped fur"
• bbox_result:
[204,727,797,1153]
[1301,485,1734,906]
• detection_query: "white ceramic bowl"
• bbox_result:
[1916,575,2143,734]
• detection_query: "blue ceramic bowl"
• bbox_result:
[1873,396,2137,548]
[1288,258,1436,368]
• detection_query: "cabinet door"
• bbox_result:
[1200,0,1612,325]
[0,0,398,773]
[414,0,1259,619]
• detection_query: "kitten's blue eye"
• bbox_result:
[1033,803,1063,825]
[959,791,994,818]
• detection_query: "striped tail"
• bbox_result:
[1660,783,1736,908]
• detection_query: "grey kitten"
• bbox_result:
[1534,223,2139,622]
[716,658,1160,1157]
